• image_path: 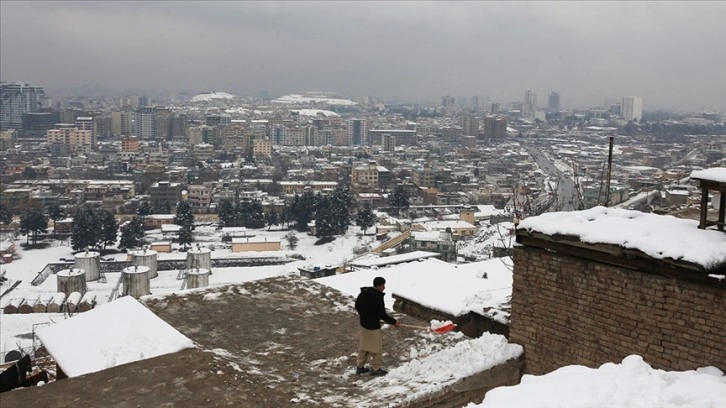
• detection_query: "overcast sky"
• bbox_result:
[2,1,725,111]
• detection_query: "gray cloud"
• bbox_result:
[2,1,724,111]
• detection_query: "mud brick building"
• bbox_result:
[510,207,726,375]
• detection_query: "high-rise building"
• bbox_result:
[0,82,46,131]
[134,107,156,140]
[382,134,396,152]
[491,102,501,114]
[548,92,561,113]
[471,96,479,111]
[458,115,480,137]
[523,90,537,117]
[441,95,456,108]
[621,96,643,122]
[484,116,507,139]
[348,119,367,146]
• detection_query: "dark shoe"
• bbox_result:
[355,366,370,375]
[370,368,388,376]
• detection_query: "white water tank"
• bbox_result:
[186,247,211,270]
[74,251,101,281]
[122,265,151,299]
[57,268,87,297]
[186,268,210,289]
[128,249,159,279]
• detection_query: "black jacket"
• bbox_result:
[355,286,397,330]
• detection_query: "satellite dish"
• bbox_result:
[4,349,22,363]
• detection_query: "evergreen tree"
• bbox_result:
[46,203,65,237]
[71,206,101,251]
[389,186,410,215]
[137,202,153,219]
[241,199,265,229]
[217,199,235,226]
[0,204,12,225]
[265,208,279,231]
[178,224,193,250]
[19,208,48,245]
[174,201,195,227]
[99,209,119,250]
[119,217,145,251]
[314,196,336,238]
[290,191,317,231]
[330,185,354,235]
[355,202,377,234]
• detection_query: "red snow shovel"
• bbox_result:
[398,321,457,334]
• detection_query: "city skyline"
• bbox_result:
[1,1,725,112]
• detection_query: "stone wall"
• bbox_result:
[510,246,726,375]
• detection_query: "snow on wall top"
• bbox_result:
[517,206,726,270]
[36,296,195,377]
[691,167,726,183]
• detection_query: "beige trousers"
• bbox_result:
[357,327,383,370]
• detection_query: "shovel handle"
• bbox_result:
[397,323,431,330]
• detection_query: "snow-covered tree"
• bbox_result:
[99,209,119,250]
[19,208,48,245]
[314,197,336,238]
[355,203,377,234]
[174,201,195,227]
[178,224,193,250]
[119,217,145,251]
[71,205,101,251]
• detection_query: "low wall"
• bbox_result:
[393,295,509,339]
[401,356,523,408]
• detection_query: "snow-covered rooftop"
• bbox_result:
[350,250,440,268]
[517,206,726,270]
[36,296,195,377]
[318,257,512,323]
[691,167,726,183]
[272,93,357,106]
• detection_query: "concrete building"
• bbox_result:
[134,107,156,140]
[347,119,366,146]
[621,96,644,122]
[149,181,182,209]
[458,115,480,137]
[548,92,560,113]
[351,161,381,193]
[523,90,537,117]
[368,129,416,146]
[46,127,95,154]
[483,116,507,139]
[0,82,46,131]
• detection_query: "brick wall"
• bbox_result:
[510,246,726,375]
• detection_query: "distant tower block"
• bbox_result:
[186,268,210,289]
[129,249,159,279]
[57,268,87,297]
[122,265,151,299]
[186,247,211,270]
[74,251,101,281]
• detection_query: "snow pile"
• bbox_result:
[190,91,236,102]
[318,257,512,323]
[517,206,726,269]
[475,355,726,408]
[36,296,195,377]
[358,333,522,405]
